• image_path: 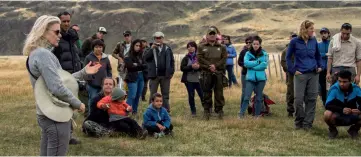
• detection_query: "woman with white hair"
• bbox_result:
[23,15,101,156]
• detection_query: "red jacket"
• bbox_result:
[97,96,132,117]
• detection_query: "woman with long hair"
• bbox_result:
[223,35,239,87]
[124,39,147,115]
[239,36,269,118]
[180,41,203,116]
[24,15,101,156]
[286,20,322,130]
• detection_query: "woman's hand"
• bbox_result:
[295,71,303,76]
[85,61,102,75]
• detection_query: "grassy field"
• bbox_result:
[1,56,361,156]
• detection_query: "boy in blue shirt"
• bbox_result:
[143,93,173,137]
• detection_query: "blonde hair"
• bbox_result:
[22,15,61,56]
[298,20,314,40]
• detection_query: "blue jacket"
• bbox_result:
[318,40,330,70]
[286,37,322,75]
[226,44,237,65]
[326,82,361,113]
[244,49,268,82]
[143,104,171,128]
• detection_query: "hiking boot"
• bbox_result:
[347,125,360,139]
[217,110,224,120]
[328,127,338,139]
[69,138,81,145]
[138,129,148,140]
[204,111,211,120]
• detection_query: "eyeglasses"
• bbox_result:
[51,30,60,36]
[208,32,216,36]
[246,41,251,44]
[62,20,70,23]
[155,37,162,40]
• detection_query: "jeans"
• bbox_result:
[240,80,266,116]
[226,65,238,86]
[127,72,144,114]
[240,74,246,105]
[37,115,71,156]
[87,85,101,114]
[185,82,204,114]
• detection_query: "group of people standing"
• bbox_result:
[23,10,361,156]
[281,20,361,139]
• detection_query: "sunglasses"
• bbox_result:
[155,37,162,40]
[208,32,216,36]
[124,34,130,37]
[51,30,60,36]
[246,41,251,44]
[62,20,70,23]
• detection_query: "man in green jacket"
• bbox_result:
[197,27,227,120]
[281,32,297,117]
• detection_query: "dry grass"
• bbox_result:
[1,56,361,156]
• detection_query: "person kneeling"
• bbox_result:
[97,87,147,139]
[143,93,173,138]
[324,70,361,139]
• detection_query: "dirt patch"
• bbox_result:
[221,13,253,24]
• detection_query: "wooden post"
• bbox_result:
[272,54,278,78]
[268,58,271,78]
[278,54,283,81]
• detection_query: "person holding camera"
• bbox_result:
[144,32,175,113]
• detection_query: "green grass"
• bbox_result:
[2,63,361,155]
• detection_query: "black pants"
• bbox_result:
[185,82,204,114]
[110,118,142,137]
[319,70,327,106]
[142,75,149,99]
[145,124,173,135]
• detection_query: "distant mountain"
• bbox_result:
[1,1,361,55]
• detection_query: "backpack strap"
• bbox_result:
[26,57,38,80]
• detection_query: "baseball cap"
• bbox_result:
[123,30,131,36]
[320,27,330,33]
[207,27,217,34]
[290,32,297,38]
[98,27,107,34]
[153,32,165,38]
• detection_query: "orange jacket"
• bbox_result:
[97,96,132,117]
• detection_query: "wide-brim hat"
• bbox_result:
[34,69,79,122]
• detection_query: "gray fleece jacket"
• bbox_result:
[28,47,87,115]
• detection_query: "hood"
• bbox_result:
[90,51,108,59]
[330,82,355,93]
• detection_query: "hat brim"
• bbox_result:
[34,69,78,122]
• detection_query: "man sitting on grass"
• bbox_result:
[324,70,361,139]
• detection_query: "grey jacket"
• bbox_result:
[144,44,175,78]
[28,47,87,115]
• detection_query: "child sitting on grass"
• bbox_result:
[143,93,173,138]
[97,87,147,139]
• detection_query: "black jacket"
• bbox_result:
[53,28,82,74]
[124,53,147,83]
[180,54,200,83]
[238,46,249,75]
[84,52,112,88]
[144,44,175,78]
[83,92,111,128]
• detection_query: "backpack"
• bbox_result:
[248,94,276,116]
